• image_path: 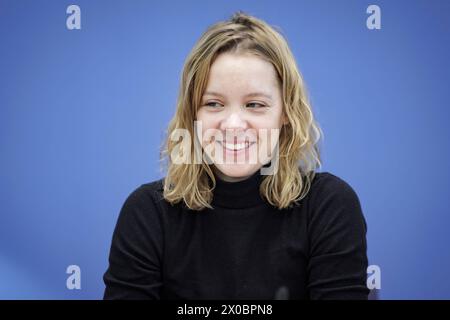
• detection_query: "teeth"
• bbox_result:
[221,141,253,151]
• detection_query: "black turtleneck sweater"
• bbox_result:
[103,171,369,300]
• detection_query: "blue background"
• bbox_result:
[1,0,449,299]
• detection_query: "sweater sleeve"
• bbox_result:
[306,173,369,300]
[103,184,164,300]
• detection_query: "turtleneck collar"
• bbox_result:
[210,169,266,209]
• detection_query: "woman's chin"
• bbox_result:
[213,163,260,180]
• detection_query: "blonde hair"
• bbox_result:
[160,11,323,211]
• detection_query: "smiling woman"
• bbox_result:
[196,52,286,182]
[103,11,369,300]
[161,11,324,208]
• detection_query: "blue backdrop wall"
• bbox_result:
[1,0,449,299]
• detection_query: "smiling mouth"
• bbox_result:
[217,141,256,151]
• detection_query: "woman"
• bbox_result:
[103,11,369,300]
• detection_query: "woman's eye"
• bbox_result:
[203,102,266,109]
[246,102,266,109]
[205,102,223,108]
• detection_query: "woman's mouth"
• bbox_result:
[215,141,257,162]
[217,141,256,151]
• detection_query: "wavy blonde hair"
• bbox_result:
[160,11,323,211]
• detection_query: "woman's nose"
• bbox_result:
[220,111,247,131]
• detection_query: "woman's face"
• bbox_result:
[196,52,286,182]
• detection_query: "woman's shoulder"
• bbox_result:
[309,171,361,202]
[306,171,365,226]
[118,177,167,218]
[139,177,165,196]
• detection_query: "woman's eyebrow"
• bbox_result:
[203,91,273,101]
